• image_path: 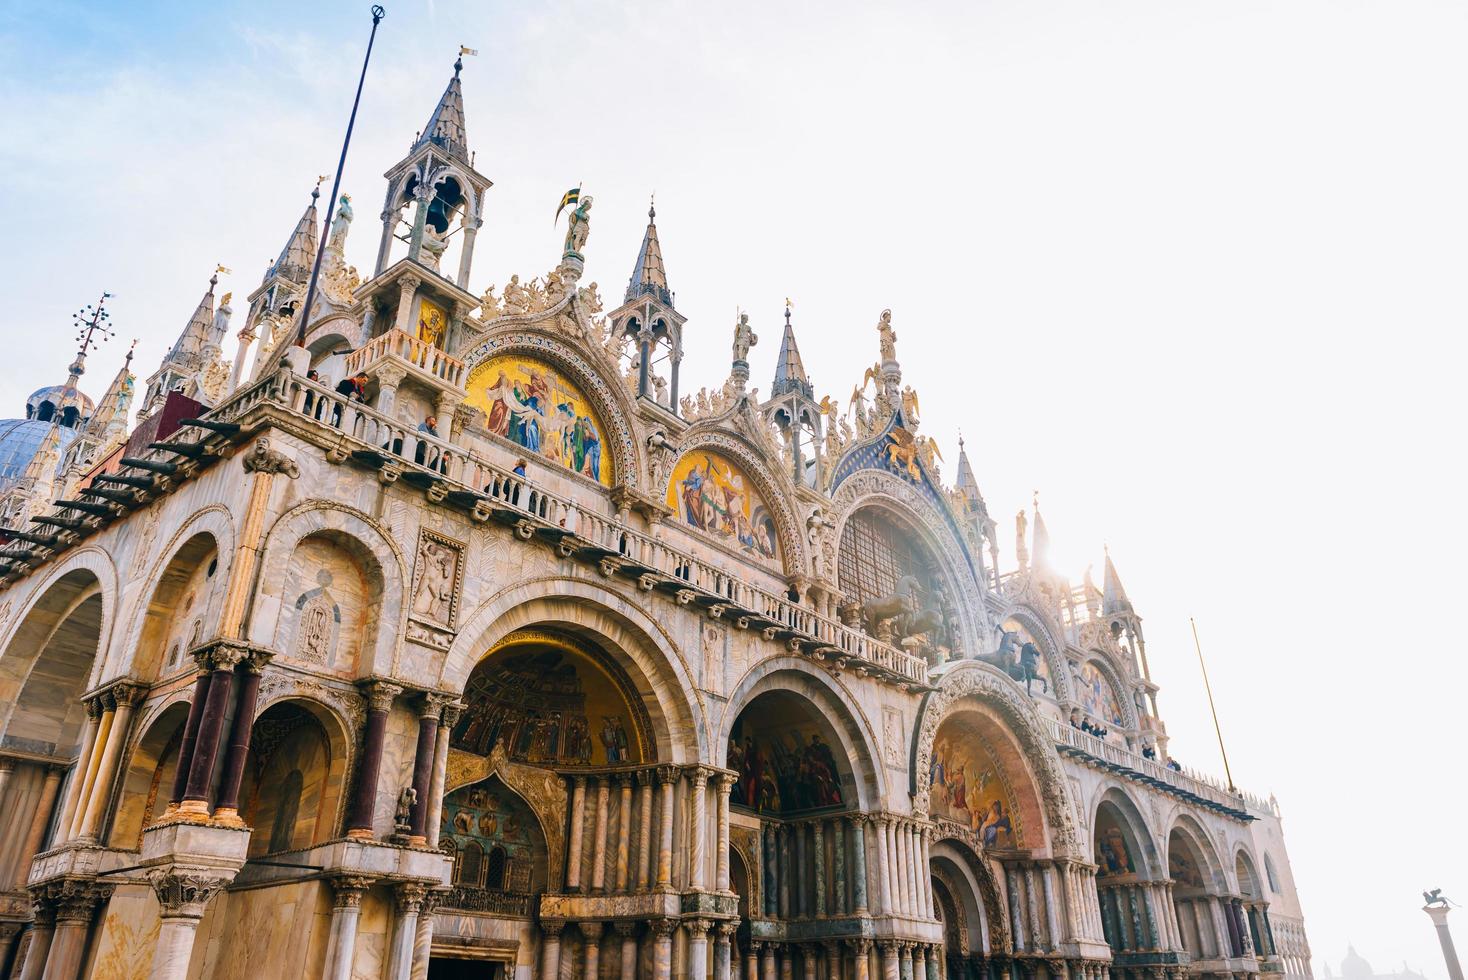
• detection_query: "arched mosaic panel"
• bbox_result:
[666,450,780,564]
[464,354,613,486]
[929,714,1022,847]
[1077,660,1126,727]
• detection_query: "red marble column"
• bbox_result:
[212,651,272,823]
[347,680,401,838]
[167,666,213,808]
[180,647,244,816]
[407,695,444,843]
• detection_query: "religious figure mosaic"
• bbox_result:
[1077,661,1126,727]
[465,354,612,485]
[728,710,844,815]
[441,778,540,895]
[1094,809,1137,876]
[928,716,1021,847]
[666,450,779,563]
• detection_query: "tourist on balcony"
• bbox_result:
[416,415,445,472]
[332,372,369,427]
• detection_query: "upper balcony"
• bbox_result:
[344,327,466,390]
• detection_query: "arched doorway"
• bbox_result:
[929,836,1010,980]
[108,702,190,849]
[1168,822,1233,965]
[1092,793,1173,979]
[239,700,347,858]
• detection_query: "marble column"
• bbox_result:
[425,704,461,848]
[813,820,827,917]
[168,665,213,812]
[148,870,231,980]
[919,828,934,919]
[386,883,427,980]
[637,770,655,891]
[794,823,809,917]
[407,697,443,844]
[688,918,711,980]
[65,699,112,838]
[616,921,639,979]
[831,820,846,915]
[880,941,900,980]
[907,826,922,917]
[55,702,101,838]
[582,921,605,979]
[898,943,914,980]
[715,922,736,980]
[895,823,912,917]
[16,898,54,980]
[616,774,635,892]
[778,825,792,918]
[690,768,709,891]
[924,946,941,980]
[652,918,676,980]
[180,649,245,816]
[393,272,421,332]
[213,656,270,824]
[540,921,564,980]
[802,945,818,980]
[323,876,374,980]
[778,944,794,980]
[876,817,893,915]
[347,680,401,838]
[15,767,63,888]
[408,891,442,980]
[760,942,776,980]
[716,773,733,891]
[656,769,677,889]
[41,883,110,980]
[850,939,872,980]
[763,825,779,916]
[851,815,869,914]
[824,941,841,980]
[567,775,589,891]
[592,777,612,892]
[80,684,144,839]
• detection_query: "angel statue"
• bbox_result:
[564,195,594,257]
[732,312,758,363]
[901,386,921,424]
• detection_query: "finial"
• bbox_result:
[454,56,463,77]
[649,192,656,221]
[1033,489,1040,512]
[958,429,965,451]
[784,297,794,325]
[313,174,328,200]
[125,338,137,367]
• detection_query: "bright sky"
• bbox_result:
[2,0,1465,972]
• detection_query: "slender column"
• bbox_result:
[652,918,676,980]
[825,941,841,980]
[323,876,374,980]
[42,884,110,980]
[801,945,817,980]
[17,899,54,980]
[898,943,914,980]
[148,870,232,980]
[15,767,63,887]
[763,825,778,916]
[540,921,565,980]
[920,828,935,919]
[715,922,737,980]
[794,823,809,916]
[637,770,655,890]
[690,768,709,890]
[592,776,611,891]
[455,217,481,289]
[408,891,443,980]
[778,945,793,980]
[851,816,869,913]
[1007,868,1027,952]
[716,773,733,891]
[386,883,426,980]
[760,942,776,980]
[880,942,899,980]
[394,271,422,334]
[582,921,605,979]
[425,703,461,847]
[688,918,712,980]
[65,701,112,838]
[831,819,846,915]
[812,819,827,917]
[778,825,792,918]
[616,921,639,979]
[214,656,271,823]
[408,696,443,843]
[850,940,872,980]
[895,823,912,916]
[567,775,589,891]
[907,826,922,917]
[347,681,401,837]
[656,767,676,889]
[180,648,244,815]
[616,774,635,892]
[876,818,893,915]
[746,941,761,980]
[56,703,101,835]
[80,685,143,839]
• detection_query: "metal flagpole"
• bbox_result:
[1190,617,1235,792]
[295,4,386,349]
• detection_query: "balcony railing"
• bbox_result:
[443,885,533,916]
[344,328,466,388]
[260,370,930,686]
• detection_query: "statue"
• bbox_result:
[564,195,593,257]
[1423,888,1452,908]
[420,223,448,272]
[901,385,920,424]
[577,281,604,316]
[883,426,922,482]
[877,308,897,362]
[328,194,353,251]
[394,786,417,833]
[732,312,758,363]
[502,274,531,315]
[479,283,503,320]
[860,574,923,642]
[1015,510,1029,569]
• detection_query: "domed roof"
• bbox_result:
[0,419,77,485]
[26,384,94,427]
[1342,946,1375,980]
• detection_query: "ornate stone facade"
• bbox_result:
[0,51,1310,980]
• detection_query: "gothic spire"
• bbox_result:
[168,274,218,362]
[1102,546,1133,615]
[625,200,672,306]
[955,436,984,512]
[85,343,136,446]
[416,56,470,162]
[771,304,812,399]
[270,183,322,285]
[1031,493,1051,570]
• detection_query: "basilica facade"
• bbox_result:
[0,57,1311,980]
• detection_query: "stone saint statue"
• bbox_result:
[420,224,448,272]
[732,312,758,363]
[564,195,594,257]
[394,786,417,832]
[328,194,353,251]
[877,309,897,363]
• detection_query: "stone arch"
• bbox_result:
[829,470,989,659]
[930,834,1011,961]
[129,527,232,684]
[460,331,644,494]
[303,315,361,385]
[108,699,191,849]
[240,695,354,858]
[440,771,549,899]
[1167,813,1228,894]
[443,577,704,765]
[1234,846,1263,899]
[994,605,1071,703]
[718,657,885,810]
[912,660,1081,858]
[1090,784,1162,879]
[442,744,567,888]
[1076,652,1138,732]
[0,546,116,684]
[252,500,407,677]
[0,554,116,755]
[667,426,807,580]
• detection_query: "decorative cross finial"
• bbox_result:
[649,192,656,221]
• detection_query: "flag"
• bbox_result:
[555,186,581,224]
[459,45,479,57]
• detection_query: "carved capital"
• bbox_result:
[541,919,566,940]
[649,917,678,939]
[393,881,429,914]
[438,700,464,729]
[686,916,713,938]
[399,272,423,292]
[655,765,679,787]
[148,869,232,920]
[374,364,408,389]
[242,437,301,479]
[360,678,404,714]
[578,920,605,942]
[329,874,376,910]
[614,920,639,939]
[47,879,114,922]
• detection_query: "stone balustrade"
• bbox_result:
[343,328,466,388]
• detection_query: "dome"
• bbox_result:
[1342,946,1375,980]
[26,384,94,429]
[0,419,77,485]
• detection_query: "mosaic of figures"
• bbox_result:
[666,451,779,563]
[1077,661,1126,727]
[728,702,845,815]
[441,778,540,893]
[417,297,449,348]
[465,354,612,485]
[451,636,642,767]
[1094,809,1138,877]
[1169,836,1207,889]
[928,716,1020,848]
